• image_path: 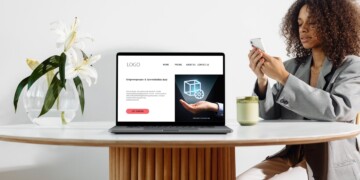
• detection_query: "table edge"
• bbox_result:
[0,129,359,148]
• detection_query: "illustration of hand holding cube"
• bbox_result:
[184,80,204,99]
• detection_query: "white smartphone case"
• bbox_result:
[250,38,266,52]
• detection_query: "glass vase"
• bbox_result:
[23,76,79,126]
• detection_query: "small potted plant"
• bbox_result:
[13,17,101,125]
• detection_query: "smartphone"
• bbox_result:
[250,38,266,52]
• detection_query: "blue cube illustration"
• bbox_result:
[184,80,201,96]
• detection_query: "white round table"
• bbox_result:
[0,120,359,180]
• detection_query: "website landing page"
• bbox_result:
[117,55,224,122]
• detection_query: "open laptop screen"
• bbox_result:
[116,53,225,126]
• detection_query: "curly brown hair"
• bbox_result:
[281,0,360,67]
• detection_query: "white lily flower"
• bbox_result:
[51,17,94,52]
[65,48,101,86]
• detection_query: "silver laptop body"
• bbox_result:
[110,52,232,134]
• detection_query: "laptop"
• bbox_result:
[109,52,232,134]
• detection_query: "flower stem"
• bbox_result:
[46,70,55,88]
[61,111,67,125]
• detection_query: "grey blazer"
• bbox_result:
[254,55,360,180]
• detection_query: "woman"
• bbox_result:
[239,0,360,179]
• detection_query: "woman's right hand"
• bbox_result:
[248,47,268,96]
[248,47,268,82]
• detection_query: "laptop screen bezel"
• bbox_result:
[116,52,225,126]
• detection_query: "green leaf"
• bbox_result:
[27,55,61,90]
[59,53,67,89]
[13,76,30,112]
[73,77,85,114]
[39,74,64,117]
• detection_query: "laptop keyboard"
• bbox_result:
[111,125,231,134]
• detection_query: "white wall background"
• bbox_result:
[0,0,295,179]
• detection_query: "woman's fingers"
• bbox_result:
[261,65,265,74]
[261,52,273,61]
[248,47,257,59]
[255,58,265,72]
[252,53,263,70]
[250,49,260,61]
[248,49,253,59]
[261,61,270,74]
[249,51,263,70]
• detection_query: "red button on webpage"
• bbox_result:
[126,109,149,114]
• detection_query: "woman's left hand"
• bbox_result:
[261,52,290,85]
